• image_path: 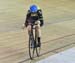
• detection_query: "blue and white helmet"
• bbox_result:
[30,5,38,13]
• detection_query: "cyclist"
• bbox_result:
[23,4,44,47]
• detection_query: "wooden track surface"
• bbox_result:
[0,0,75,63]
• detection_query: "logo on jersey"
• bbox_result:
[31,13,38,16]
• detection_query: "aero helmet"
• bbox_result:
[30,5,38,12]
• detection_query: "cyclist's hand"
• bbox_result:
[22,24,25,29]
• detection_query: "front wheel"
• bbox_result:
[29,35,35,59]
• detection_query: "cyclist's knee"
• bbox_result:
[37,21,40,25]
[35,21,40,29]
[35,21,40,25]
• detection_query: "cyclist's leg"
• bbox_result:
[27,24,32,35]
[35,21,41,47]
[27,24,34,48]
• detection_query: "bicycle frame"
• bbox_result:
[29,24,41,60]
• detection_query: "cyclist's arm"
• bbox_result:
[38,9,44,26]
[24,10,31,27]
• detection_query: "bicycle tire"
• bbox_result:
[29,34,35,60]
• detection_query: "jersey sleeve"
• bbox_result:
[38,9,43,20]
[24,10,30,27]
[38,9,44,26]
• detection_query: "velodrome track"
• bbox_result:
[0,0,75,63]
